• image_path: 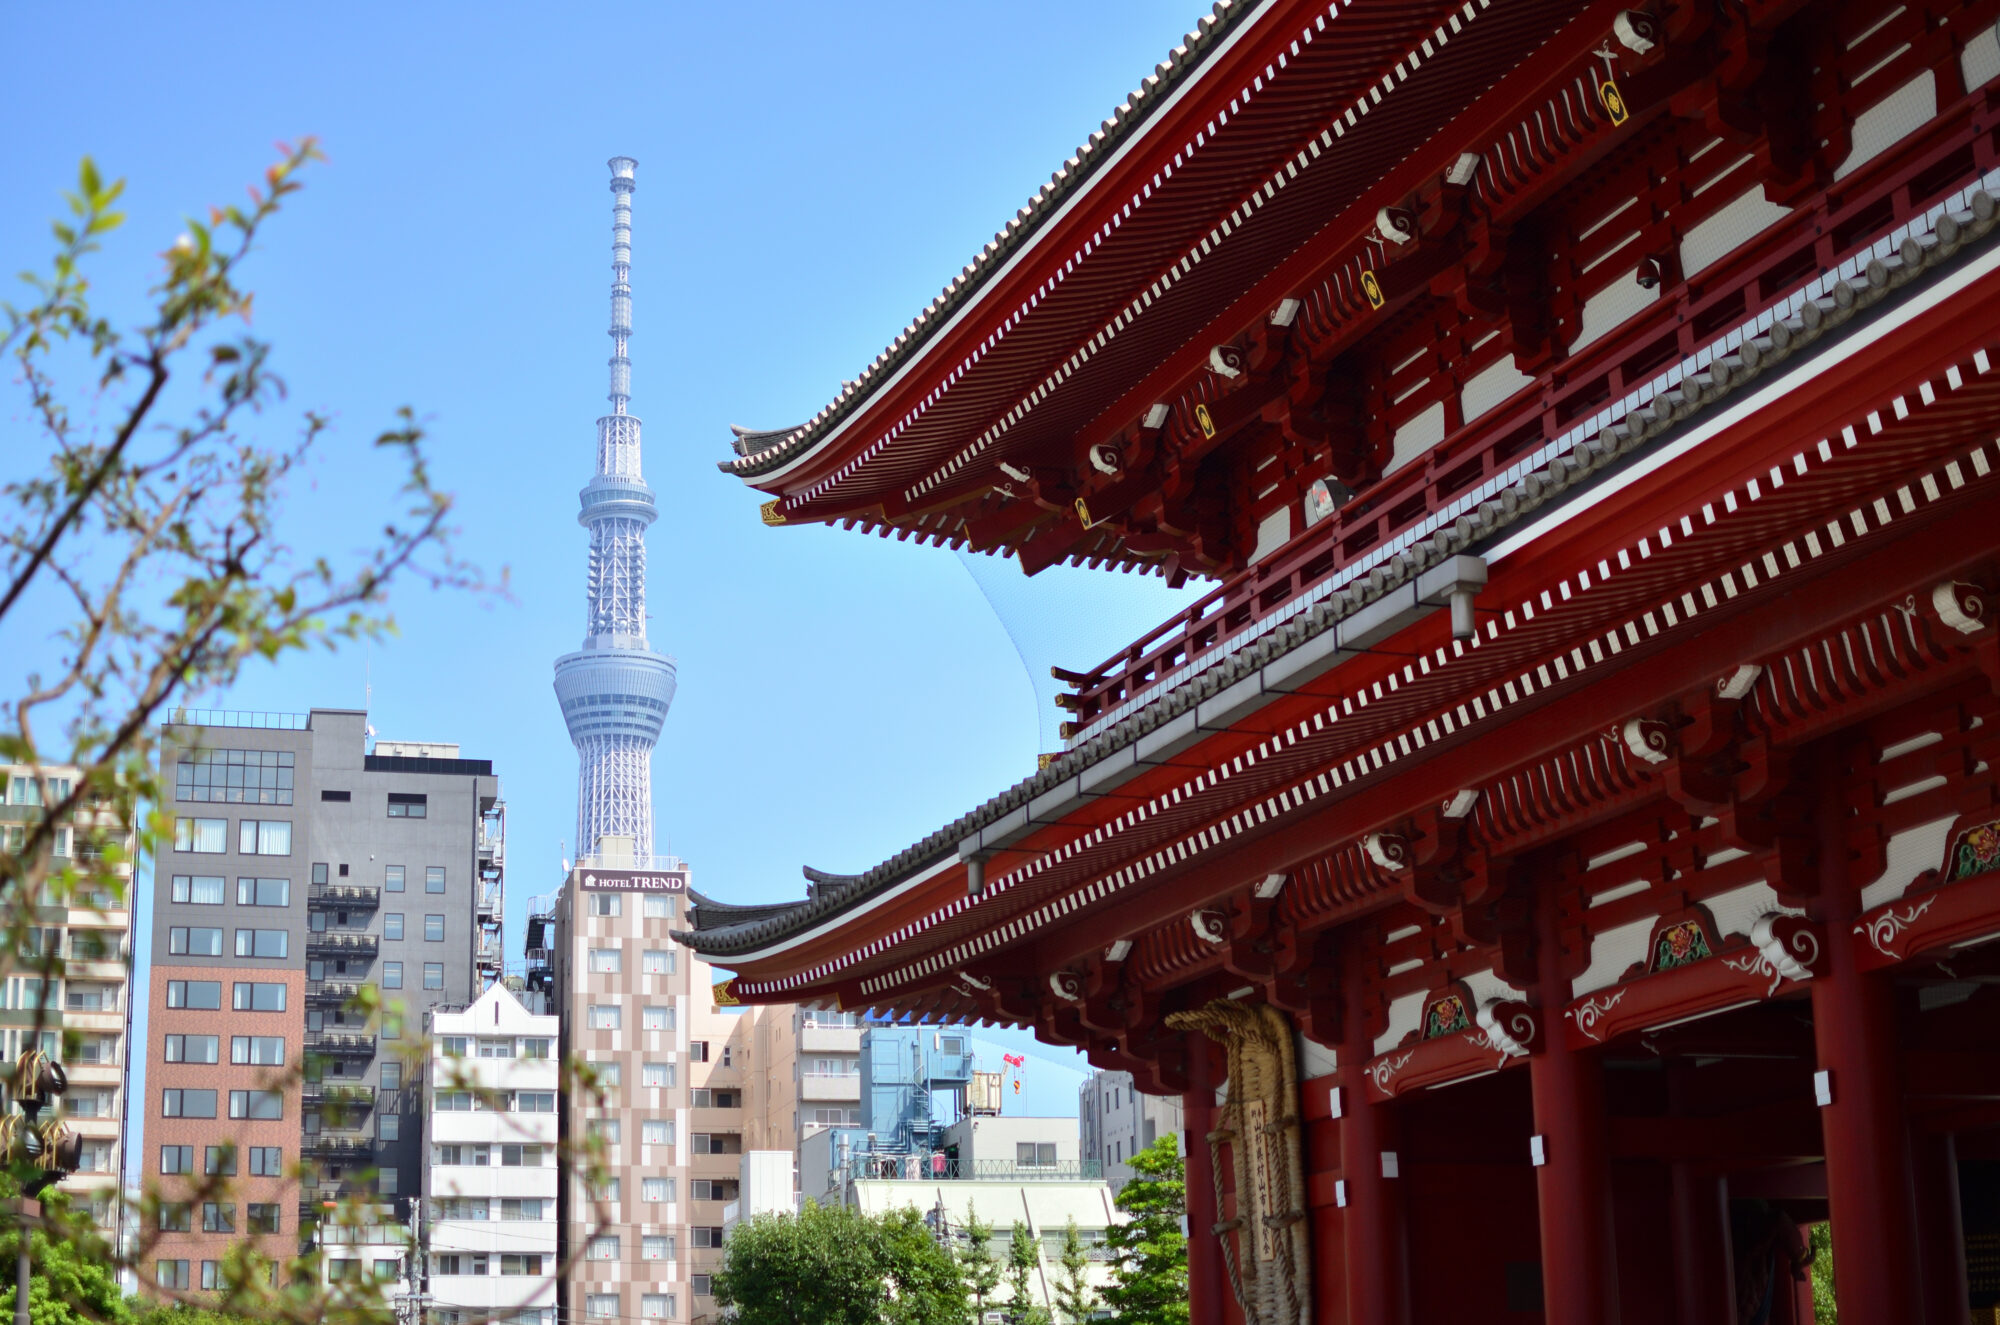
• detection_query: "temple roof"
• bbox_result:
[678,197,2000,965]
[716,0,1263,484]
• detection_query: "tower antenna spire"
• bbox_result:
[553,157,677,860]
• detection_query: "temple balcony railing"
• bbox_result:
[1058,112,2000,740]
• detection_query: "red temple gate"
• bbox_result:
[684,1,2000,1319]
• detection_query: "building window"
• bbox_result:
[321,789,350,802]
[642,1179,674,1203]
[435,1253,489,1275]
[164,1034,219,1064]
[247,1203,280,1234]
[586,1119,620,1145]
[691,1227,725,1249]
[587,1005,621,1030]
[509,1091,556,1113]
[168,926,223,956]
[384,913,404,941]
[1016,1142,1058,1168]
[387,793,427,819]
[157,1204,191,1233]
[586,1296,619,1320]
[423,963,444,990]
[689,1041,709,1062]
[434,1091,473,1112]
[500,1254,544,1275]
[500,1143,546,1166]
[248,1147,282,1176]
[156,1261,189,1291]
[440,1036,468,1058]
[641,1235,670,1261]
[201,1202,235,1234]
[587,893,621,917]
[379,1113,400,1141]
[641,1294,675,1320]
[230,1036,285,1066]
[169,874,225,905]
[588,947,621,974]
[233,929,289,959]
[385,866,405,892]
[424,915,444,942]
[521,1037,553,1058]
[237,820,292,856]
[172,818,227,853]
[691,1180,737,1202]
[232,982,286,1012]
[690,1134,739,1156]
[642,1006,672,1031]
[642,1062,673,1089]
[642,894,676,920]
[382,961,403,989]
[381,1061,402,1091]
[641,1121,674,1146]
[159,1146,194,1174]
[189,981,242,1012]
[641,949,673,975]
[236,877,290,907]
[425,866,446,893]
[382,1010,402,1041]
[587,1237,619,1262]
[205,1145,236,1176]
[176,748,294,805]
[691,1276,712,1299]
[162,1089,216,1118]
[228,1090,283,1120]
[691,1089,740,1109]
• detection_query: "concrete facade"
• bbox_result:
[0,762,134,1229]
[1078,1070,1183,1193]
[531,852,761,1325]
[424,985,559,1325]
[145,708,503,1289]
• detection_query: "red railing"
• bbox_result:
[1060,101,1999,734]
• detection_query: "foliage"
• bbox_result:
[1054,1217,1096,1325]
[0,147,536,1323]
[1101,1136,1189,1325]
[960,1201,1004,1314]
[1005,1221,1052,1325]
[713,1201,970,1325]
[0,1185,127,1325]
[1810,1223,1836,1324]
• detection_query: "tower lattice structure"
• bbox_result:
[553,157,676,858]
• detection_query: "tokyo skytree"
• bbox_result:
[553,156,676,858]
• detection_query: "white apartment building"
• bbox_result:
[1078,1070,1183,1194]
[423,984,559,1325]
[0,762,134,1229]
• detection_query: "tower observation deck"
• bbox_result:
[553,156,676,856]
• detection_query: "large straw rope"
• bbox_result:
[1166,1001,1312,1325]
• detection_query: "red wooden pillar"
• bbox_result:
[1339,935,1405,1325]
[1911,1129,1968,1325]
[1809,769,1923,1321]
[1666,1063,1733,1324]
[1183,1036,1229,1325]
[1529,880,1620,1325]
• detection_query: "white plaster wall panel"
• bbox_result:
[1572,915,1658,996]
[1250,507,1293,564]
[1372,989,1426,1056]
[1461,967,1526,1006]
[1459,351,1537,419]
[1835,71,1938,181]
[1387,400,1447,475]
[1861,814,1956,909]
[1571,269,1661,352]
[1296,1035,1338,1079]
[1680,188,1792,276]
[1965,23,2000,90]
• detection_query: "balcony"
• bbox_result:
[800,1074,861,1105]
[302,1134,375,1161]
[475,885,501,918]
[303,1083,377,1111]
[308,979,363,1006]
[305,1031,378,1059]
[308,932,378,959]
[310,882,380,911]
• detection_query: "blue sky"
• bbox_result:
[1,4,1211,1114]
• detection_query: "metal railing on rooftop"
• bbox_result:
[164,708,310,731]
[838,1154,1103,1184]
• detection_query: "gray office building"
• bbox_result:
[145,707,504,1285]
